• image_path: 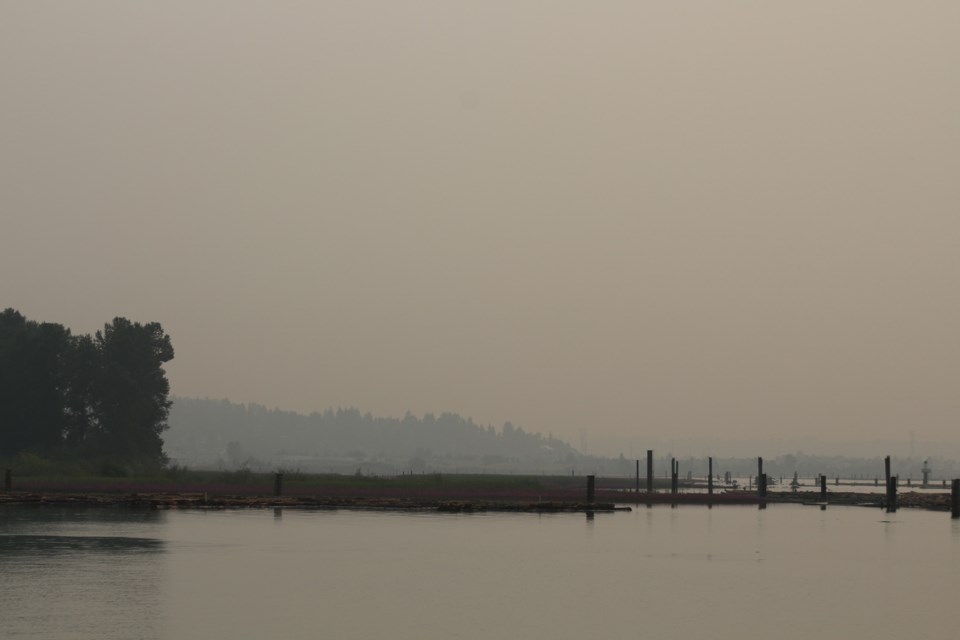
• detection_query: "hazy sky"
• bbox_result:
[3,2,958,453]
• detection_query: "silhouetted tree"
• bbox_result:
[88,318,174,465]
[0,310,73,455]
[0,310,174,468]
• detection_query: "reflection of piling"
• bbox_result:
[708,457,714,496]
[646,450,654,494]
[951,479,959,519]
[4,469,10,491]
[586,475,595,503]
[274,472,284,497]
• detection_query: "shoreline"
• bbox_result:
[2,488,954,513]
[0,491,625,513]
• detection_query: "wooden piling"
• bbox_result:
[4,469,10,491]
[887,476,898,513]
[757,456,766,498]
[755,457,763,496]
[708,457,713,496]
[646,450,654,494]
[274,472,284,497]
[820,475,827,501]
[884,455,891,493]
[952,479,959,519]
[671,458,678,494]
[635,459,640,493]
[587,474,595,503]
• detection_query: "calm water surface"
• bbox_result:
[2,504,958,639]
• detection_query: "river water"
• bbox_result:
[1,504,958,639]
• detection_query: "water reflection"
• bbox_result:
[0,534,163,555]
[0,507,165,640]
[0,504,166,533]
[1,504,958,640]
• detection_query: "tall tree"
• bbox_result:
[1,310,176,467]
[90,318,174,466]
[62,334,100,452]
[0,309,73,455]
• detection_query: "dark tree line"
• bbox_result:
[0,309,174,468]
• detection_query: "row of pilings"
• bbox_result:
[602,451,960,518]
[4,462,960,518]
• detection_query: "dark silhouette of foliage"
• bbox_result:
[0,309,174,468]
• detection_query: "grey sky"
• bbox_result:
[3,2,958,454]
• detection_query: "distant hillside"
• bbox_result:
[164,398,960,480]
[165,397,580,474]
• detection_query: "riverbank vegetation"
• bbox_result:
[0,309,174,471]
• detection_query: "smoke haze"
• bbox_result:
[3,2,958,454]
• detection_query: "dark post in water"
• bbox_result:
[820,475,827,501]
[708,457,714,496]
[274,472,284,497]
[887,476,898,513]
[757,457,766,498]
[4,469,10,491]
[635,459,640,493]
[647,450,654,494]
[671,459,679,495]
[884,455,891,496]
[951,479,959,519]
[586,474,596,503]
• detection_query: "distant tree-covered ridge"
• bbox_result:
[0,308,174,468]
[166,399,960,479]
[166,397,579,473]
